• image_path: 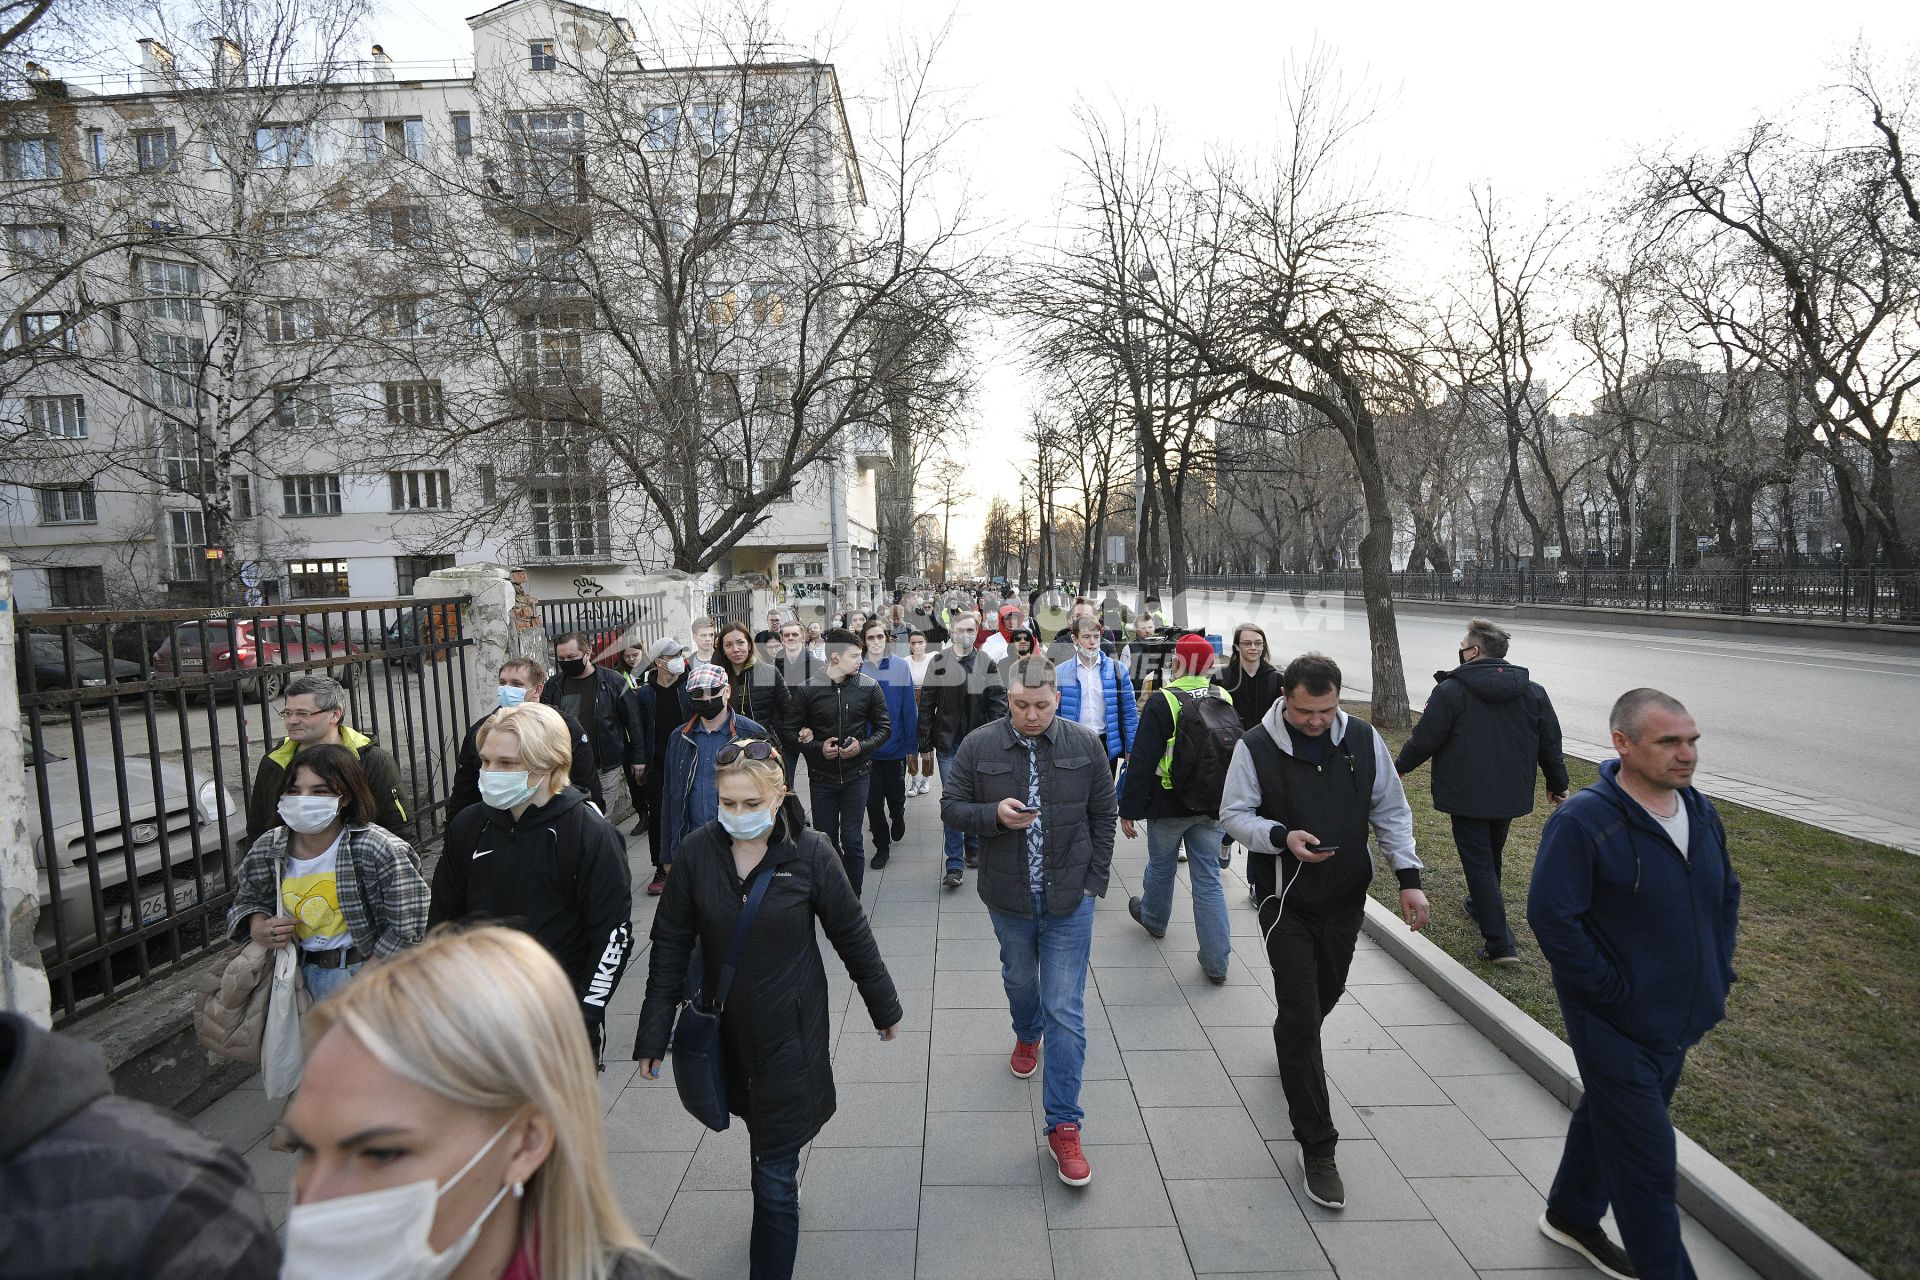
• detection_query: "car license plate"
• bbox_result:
[178,658,203,669]
[121,881,201,933]
[82,677,106,687]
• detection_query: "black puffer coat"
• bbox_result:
[633,797,901,1158]
[1394,659,1569,819]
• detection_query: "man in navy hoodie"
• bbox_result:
[1528,688,1740,1280]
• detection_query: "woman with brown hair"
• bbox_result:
[227,743,430,1000]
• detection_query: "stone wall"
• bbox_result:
[0,556,52,1024]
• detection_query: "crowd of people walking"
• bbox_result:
[0,583,1740,1280]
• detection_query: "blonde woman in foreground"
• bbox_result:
[278,926,686,1280]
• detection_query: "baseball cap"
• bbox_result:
[647,636,686,663]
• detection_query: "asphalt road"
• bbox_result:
[1183,587,1920,834]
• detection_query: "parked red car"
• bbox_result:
[151,619,363,699]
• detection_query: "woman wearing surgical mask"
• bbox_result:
[428,705,635,1068]
[227,744,429,1001]
[280,926,687,1280]
[634,744,901,1280]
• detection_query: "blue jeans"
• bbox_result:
[1139,814,1232,978]
[1549,1002,1696,1279]
[935,749,978,873]
[300,958,362,1002]
[989,891,1095,1132]
[749,1150,801,1280]
[809,773,871,896]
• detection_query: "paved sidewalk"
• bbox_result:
[191,791,1766,1279]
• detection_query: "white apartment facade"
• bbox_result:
[0,0,884,613]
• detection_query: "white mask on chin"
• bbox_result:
[281,1117,520,1280]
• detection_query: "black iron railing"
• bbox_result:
[17,598,472,1024]
[535,592,669,662]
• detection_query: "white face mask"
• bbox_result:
[277,795,341,835]
[666,656,687,676]
[282,1117,518,1280]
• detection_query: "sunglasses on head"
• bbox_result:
[717,738,780,766]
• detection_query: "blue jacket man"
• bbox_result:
[657,666,769,871]
[1052,618,1138,770]
[1527,688,1739,1280]
[863,650,920,870]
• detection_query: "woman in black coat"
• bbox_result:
[716,622,797,747]
[635,743,900,1280]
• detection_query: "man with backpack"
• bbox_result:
[1218,652,1425,1214]
[1119,632,1237,983]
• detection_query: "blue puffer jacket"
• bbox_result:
[863,657,919,762]
[1527,759,1740,1052]
[1053,652,1139,761]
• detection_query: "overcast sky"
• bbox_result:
[368,0,1920,556]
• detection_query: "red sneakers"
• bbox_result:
[1048,1123,1092,1186]
[1009,1038,1041,1079]
[646,868,668,896]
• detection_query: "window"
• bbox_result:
[375,297,434,339]
[255,124,314,167]
[743,100,779,146]
[687,104,729,157]
[477,464,497,503]
[26,394,86,437]
[282,473,342,516]
[46,565,104,607]
[696,190,731,221]
[389,469,451,511]
[19,311,74,353]
[451,112,472,158]
[504,111,585,203]
[232,474,256,519]
[2,136,60,180]
[36,484,96,524]
[750,282,786,325]
[529,39,557,71]
[135,128,179,173]
[395,554,454,596]
[529,484,609,557]
[361,116,425,164]
[643,106,679,150]
[368,204,430,249]
[149,333,203,408]
[272,383,332,429]
[287,558,350,599]
[158,424,211,491]
[141,258,200,321]
[703,370,739,419]
[7,223,63,262]
[166,509,206,580]
[702,285,739,327]
[518,309,586,383]
[513,226,582,294]
[384,380,445,425]
[743,189,778,236]
[525,413,594,473]
[755,365,790,411]
[263,299,319,343]
[262,211,314,256]
[86,129,106,174]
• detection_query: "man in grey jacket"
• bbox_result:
[941,654,1117,1191]
[1219,653,1427,1214]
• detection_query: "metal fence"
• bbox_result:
[17,598,473,1024]
[1191,568,1920,625]
[705,587,755,629]
[536,593,670,661]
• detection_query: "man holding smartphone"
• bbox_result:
[1219,653,1425,1214]
[790,627,891,895]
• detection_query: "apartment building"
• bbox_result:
[0,0,885,611]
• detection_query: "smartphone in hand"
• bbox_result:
[1305,843,1340,854]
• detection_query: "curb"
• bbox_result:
[1358,898,1875,1280]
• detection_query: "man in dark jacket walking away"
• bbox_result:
[789,628,891,896]
[1396,618,1569,967]
[0,1012,280,1279]
[449,656,602,819]
[919,612,1008,887]
[541,630,645,823]
[1219,653,1427,1214]
[633,636,695,892]
[1528,688,1739,1280]
[429,704,633,1067]
[942,654,1117,1190]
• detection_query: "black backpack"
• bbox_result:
[1164,685,1244,817]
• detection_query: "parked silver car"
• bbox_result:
[27,747,243,959]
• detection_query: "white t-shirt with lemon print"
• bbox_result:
[281,834,352,953]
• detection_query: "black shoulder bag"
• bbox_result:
[670,865,775,1132]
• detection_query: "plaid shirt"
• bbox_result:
[226,825,429,959]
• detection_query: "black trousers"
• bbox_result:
[1451,815,1515,953]
[866,758,907,855]
[1257,881,1364,1156]
[643,774,667,868]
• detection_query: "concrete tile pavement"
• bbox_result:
[190,780,1766,1279]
